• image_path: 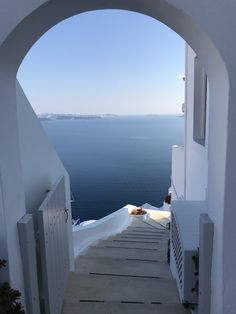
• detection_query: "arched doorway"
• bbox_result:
[0,1,231,314]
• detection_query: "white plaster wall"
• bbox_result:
[17,81,68,214]
[0,169,9,283]
[184,44,229,314]
[171,145,185,200]
[0,74,26,300]
[16,81,74,271]
[0,78,75,306]
[73,205,133,256]
[184,46,208,201]
[73,205,170,257]
[0,0,47,47]
[146,209,170,222]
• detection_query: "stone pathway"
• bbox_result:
[62,217,190,314]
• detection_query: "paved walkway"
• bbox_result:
[62,217,189,314]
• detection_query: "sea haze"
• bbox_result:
[41,116,184,221]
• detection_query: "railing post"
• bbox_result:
[198,214,214,314]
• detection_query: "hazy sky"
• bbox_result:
[17,10,185,115]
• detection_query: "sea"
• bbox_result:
[41,115,184,222]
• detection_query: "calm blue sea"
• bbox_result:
[42,116,184,221]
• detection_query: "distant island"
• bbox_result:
[37,113,183,121]
[37,113,108,121]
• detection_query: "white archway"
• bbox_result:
[0,1,233,314]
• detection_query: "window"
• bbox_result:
[193,57,207,146]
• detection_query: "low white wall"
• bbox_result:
[73,205,133,257]
[146,209,170,221]
[73,206,171,257]
[162,201,171,211]
[171,145,185,200]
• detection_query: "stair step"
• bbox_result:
[122,230,168,236]
[62,300,189,314]
[95,239,166,250]
[75,256,171,278]
[106,237,167,245]
[84,246,168,262]
[107,234,167,243]
[115,234,167,241]
[130,217,169,230]
[64,273,180,304]
[120,232,167,239]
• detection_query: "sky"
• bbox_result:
[17,10,185,115]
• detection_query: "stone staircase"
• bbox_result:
[62,217,190,314]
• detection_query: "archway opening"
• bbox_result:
[0,2,230,314]
[17,9,185,222]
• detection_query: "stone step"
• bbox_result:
[130,217,169,230]
[127,225,164,230]
[116,233,169,241]
[107,235,168,245]
[125,229,169,237]
[122,229,168,235]
[129,219,158,229]
[84,246,168,262]
[64,273,181,304]
[95,239,166,251]
[109,231,167,239]
[75,255,172,278]
[62,300,189,314]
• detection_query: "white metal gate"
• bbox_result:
[38,176,70,314]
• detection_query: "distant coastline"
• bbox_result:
[38,113,104,121]
[38,113,184,121]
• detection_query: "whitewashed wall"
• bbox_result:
[184,46,209,201]
[73,205,170,257]
[16,81,74,271]
[73,205,132,256]
[171,145,185,200]
[0,81,74,308]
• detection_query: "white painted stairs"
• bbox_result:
[62,217,190,314]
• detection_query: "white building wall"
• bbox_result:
[184,45,209,201]
[16,81,74,270]
[173,44,229,313]
[0,74,27,300]
[0,80,74,308]
[171,145,185,200]
[17,81,68,214]
[171,45,209,202]
[0,171,8,283]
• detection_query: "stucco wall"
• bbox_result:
[73,205,133,256]
[0,80,74,307]
[16,80,74,271]
[0,74,27,298]
[184,45,208,201]
[73,205,170,257]
[17,81,69,214]
[171,145,185,200]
